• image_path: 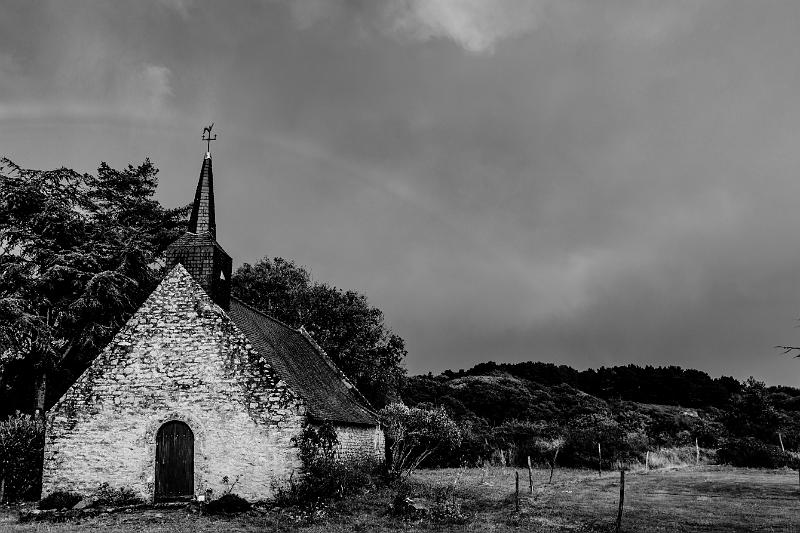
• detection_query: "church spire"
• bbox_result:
[188,154,216,237]
[189,124,217,237]
[164,125,232,309]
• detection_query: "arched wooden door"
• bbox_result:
[155,421,194,501]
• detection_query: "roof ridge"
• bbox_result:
[229,295,299,332]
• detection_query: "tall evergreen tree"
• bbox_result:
[0,158,187,413]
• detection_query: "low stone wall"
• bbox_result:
[334,424,385,463]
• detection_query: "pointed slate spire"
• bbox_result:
[188,153,216,237]
[164,137,232,310]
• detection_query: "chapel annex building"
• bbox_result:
[41,140,384,502]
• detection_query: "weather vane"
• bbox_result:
[202,123,217,153]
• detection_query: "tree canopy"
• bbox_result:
[0,158,187,413]
[722,377,782,440]
[232,257,407,407]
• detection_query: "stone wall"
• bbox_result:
[43,265,306,502]
[164,235,232,309]
[334,424,385,463]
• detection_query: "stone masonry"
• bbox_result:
[163,233,232,309]
[42,265,306,502]
[334,424,385,462]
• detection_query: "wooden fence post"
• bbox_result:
[645,451,649,472]
[598,443,602,476]
[778,432,785,452]
[549,448,560,484]
[515,471,520,512]
[695,438,700,465]
[527,456,533,493]
[615,470,625,533]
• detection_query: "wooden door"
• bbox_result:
[155,421,194,501]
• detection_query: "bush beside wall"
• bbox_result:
[0,413,44,502]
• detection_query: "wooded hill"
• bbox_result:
[401,362,800,469]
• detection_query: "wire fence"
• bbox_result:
[505,461,800,532]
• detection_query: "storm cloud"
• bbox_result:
[2,0,800,385]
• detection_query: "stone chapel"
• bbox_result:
[41,141,384,502]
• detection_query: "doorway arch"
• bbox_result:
[155,420,194,501]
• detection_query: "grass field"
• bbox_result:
[2,466,799,532]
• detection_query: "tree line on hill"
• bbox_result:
[401,362,800,469]
[435,361,742,409]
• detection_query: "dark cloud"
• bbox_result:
[3,1,800,386]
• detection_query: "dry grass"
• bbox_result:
[2,466,800,532]
[643,445,715,469]
[414,465,800,532]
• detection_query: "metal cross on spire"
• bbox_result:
[202,123,217,153]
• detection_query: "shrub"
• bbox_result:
[296,422,338,471]
[427,417,491,468]
[38,490,83,510]
[646,445,715,469]
[430,497,470,525]
[272,422,379,506]
[0,413,44,502]
[455,418,492,467]
[381,403,461,478]
[270,472,303,506]
[717,437,799,468]
[205,493,251,514]
[722,378,781,440]
[561,413,624,468]
[272,458,378,506]
[489,419,566,467]
[93,483,144,506]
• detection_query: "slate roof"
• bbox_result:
[228,297,379,426]
[189,155,216,237]
[167,231,230,255]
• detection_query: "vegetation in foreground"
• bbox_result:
[3,466,799,532]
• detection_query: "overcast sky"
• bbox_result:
[5,1,800,386]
